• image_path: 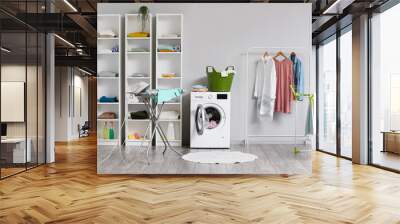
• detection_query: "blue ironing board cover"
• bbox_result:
[153,88,183,104]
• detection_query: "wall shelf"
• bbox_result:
[125,13,153,146]
[156,14,183,146]
[97,14,121,146]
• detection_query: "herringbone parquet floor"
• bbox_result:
[1,136,400,224]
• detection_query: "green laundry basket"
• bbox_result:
[206,66,235,92]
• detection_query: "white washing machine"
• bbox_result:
[190,92,231,148]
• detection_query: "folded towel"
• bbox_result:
[158,44,181,52]
[128,48,149,52]
[98,30,117,38]
[99,96,118,103]
[98,49,112,54]
[159,110,180,120]
[130,73,148,77]
[127,32,150,38]
[128,81,150,94]
[130,111,149,120]
[98,71,118,77]
[160,33,180,38]
[98,112,117,119]
[161,73,176,78]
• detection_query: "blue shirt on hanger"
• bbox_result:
[290,55,304,101]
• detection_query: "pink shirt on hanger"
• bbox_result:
[274,58,294,113]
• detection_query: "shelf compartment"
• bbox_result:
[156,14,182,38]
[126,54,151,78]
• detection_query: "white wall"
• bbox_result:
[98,3,312,145]
[55,67,89,141]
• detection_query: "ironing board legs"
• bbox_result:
[143,101,182,163]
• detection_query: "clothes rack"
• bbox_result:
[244,46,313,152]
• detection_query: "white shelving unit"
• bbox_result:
[97,14,121,146]
[156,14,183,146]
[125,14,153,146]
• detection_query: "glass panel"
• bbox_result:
[1,30,27,177]
[371,4,400,171]
[340,29,352,158]
[38,33,46,165]
[318,38,337,154]
[27,31,38,169]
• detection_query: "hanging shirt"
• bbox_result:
[253,56,277,119]
[290,55,304,101]
[274,58,294,113]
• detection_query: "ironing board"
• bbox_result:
[132,88,184,161]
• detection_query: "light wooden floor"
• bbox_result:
[1,136,400,223]
[373,151,400,171]
[98,144,311,175]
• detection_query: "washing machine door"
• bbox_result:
[202,103,225,132]
[195,104,206,135]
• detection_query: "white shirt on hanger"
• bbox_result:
[253,55,277,119]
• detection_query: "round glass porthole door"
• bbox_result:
[204,104,225,130]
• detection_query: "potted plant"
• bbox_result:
[138,6,149,33]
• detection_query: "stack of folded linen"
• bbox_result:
[98,112,117,119]
[192,85,208,92]
[127,32,150,38]
[98,30,117,38]
[159,110,180,120]
[158,44,181,52]
[99,96,118,103]
[98,71,118,77]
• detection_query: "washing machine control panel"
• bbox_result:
[217,94,228,100]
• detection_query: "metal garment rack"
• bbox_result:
[244,46,312,152]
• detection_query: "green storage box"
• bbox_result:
[206,66,235,92]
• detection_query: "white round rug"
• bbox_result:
[182,151,258,164]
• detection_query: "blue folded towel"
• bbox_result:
[99,96,118,103]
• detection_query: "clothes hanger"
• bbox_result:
[262,51,269,60]
[290,51,296,60]
[274,51,287,60]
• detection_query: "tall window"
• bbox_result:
[340,29,352,158]
[318,37,337,154]
[370,3,400,171]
